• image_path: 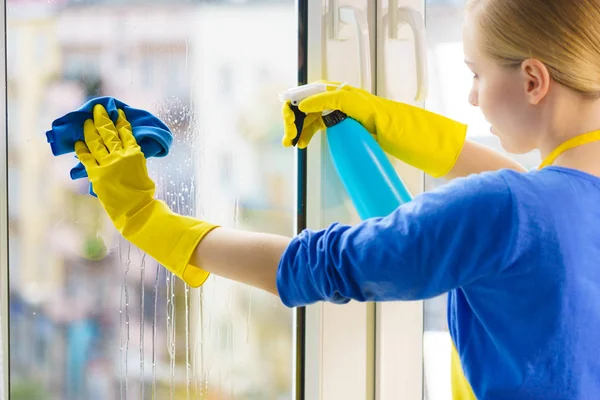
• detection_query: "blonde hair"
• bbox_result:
[467,0,600,95]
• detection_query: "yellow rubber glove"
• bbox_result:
[451,342,478,400]
[74,104,219,287]
[282,81,468,178]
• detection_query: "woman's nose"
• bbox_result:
[468,89,479,107]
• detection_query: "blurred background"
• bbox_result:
[7,0,295,399]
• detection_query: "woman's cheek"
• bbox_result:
[476,85,495,123]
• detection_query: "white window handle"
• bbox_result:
[329,3,373,93]
[386,2,428,102]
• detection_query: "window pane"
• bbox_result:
[423,2,540,399]
[7,1,296,399]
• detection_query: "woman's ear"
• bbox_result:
[521,59,551,105]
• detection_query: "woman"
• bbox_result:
[74,0,600,398]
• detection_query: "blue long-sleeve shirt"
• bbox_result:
[276,166,600,399]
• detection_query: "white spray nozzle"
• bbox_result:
[279,82,341,106]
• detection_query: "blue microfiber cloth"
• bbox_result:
[46,96,173,196]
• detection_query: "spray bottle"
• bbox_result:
[280,82,413,219]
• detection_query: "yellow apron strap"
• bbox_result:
[451,342,477,400]
[539,129,600,168]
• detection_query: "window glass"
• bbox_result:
[7,1,296,399]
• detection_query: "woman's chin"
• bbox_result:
[497,135,532,155]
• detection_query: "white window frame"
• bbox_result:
[0,0,9,398]
[301,1,425,399]
[375,1,426,398]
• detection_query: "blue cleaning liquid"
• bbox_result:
[324,112,413,219]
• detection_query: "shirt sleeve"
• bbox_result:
[276,171,518,308]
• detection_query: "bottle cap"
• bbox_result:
[322,110,347,127]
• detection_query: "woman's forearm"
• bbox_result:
[446,139,527,179]
[186,142,523,297]
[190,227,291,296]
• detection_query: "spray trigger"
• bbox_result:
[289,104,307,147]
